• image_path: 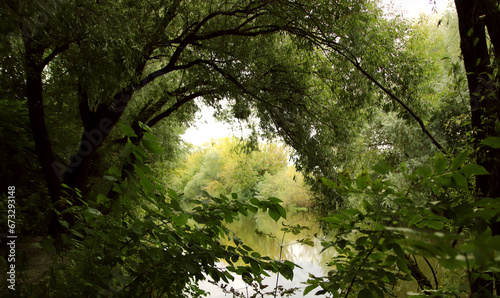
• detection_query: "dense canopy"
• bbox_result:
[1,0,500,296]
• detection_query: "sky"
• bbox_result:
[383,0,452,18]
[181,0,453,147]
[182,102,254,146]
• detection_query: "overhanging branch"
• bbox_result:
[320,43,446,154]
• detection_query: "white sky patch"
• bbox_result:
[382,0,453,19]
[182,101,253,147]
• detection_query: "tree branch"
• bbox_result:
[146,91,208,128]
[322,45,447,154]
[41,42,72,67]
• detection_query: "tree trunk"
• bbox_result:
[23,40,69,238]
[61,90,133,199]
[454,0,500,296]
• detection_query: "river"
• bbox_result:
[198,210,335,297]
[197,210,440,297]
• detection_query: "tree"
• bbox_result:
[302,2,500,296]
[175,137,291,201]
[455,0,500,205]
[5,0,412,236]
[454,0,500,295]
[257,166,314,208]
[0,0,287,233]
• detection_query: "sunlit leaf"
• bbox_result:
[119,124,137,137]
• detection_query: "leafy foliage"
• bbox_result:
[175,137,311,203]
[32,129,292,297]
[257,166,314,209]
[306,150,499,297]
[3,0,500,296]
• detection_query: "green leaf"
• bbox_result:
[167,188,179,200]
[460,164,490,177]
[363,200,374,213]
[103,175,117,181]
[40,238,55,252]
[356,173,369,190]
[268,196,283,203]
[480,136,500,148]
[467,27,474,37]
[268,206,281,222]
[59,220,69,229]
[358,289,373,298]
[119,124,137,137]
[397,259,411,275]
[408,215,422,227]
[140,177,155,193]
[276,204,287,219]
[251,252,261,258]
[280,263,294,280]
[247,205,258,213]
[321,177,336,188]
[138,121,150,131]
[71,229,84,238]
[433,153,447,175]
[97,194,108,204]
[385,271,397,284]
[356,236,368,246]
[392,243,405,259]
[372,160,388,175]
[250,197,261,206]
[142,138,164,154]
[173,213,189,226]
[427,220,445,230]
[108,166,121,177]
[415,166,432,178]
[451,172,468,190]
[343,208,361,216]
[383,255,398,267]
[451,151,468,170]
[170,198,182,211]
[303,285,318,296]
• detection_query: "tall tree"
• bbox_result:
[1,0,323,233]
[5,0,422,235]
[455,0,500,199]
[4,0,449,237]
[454,0,500,295]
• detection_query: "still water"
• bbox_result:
[198,211,436,297]
[198,211,336,297]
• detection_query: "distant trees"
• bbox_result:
[173,137,312,207]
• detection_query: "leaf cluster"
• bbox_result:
[32,127,292,297]
[307,149,499,297]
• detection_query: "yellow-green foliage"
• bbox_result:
[174,137,311,205]
[257,167,314,208]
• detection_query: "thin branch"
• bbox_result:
[423,256,439,290]
[322,45,447,154]
[194,26,281,41]
[274,231,286,298]
[146,91,208,128]
[344,232,384,297]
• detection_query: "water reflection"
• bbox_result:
[198,211,336,297]
[197,210,442,297]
